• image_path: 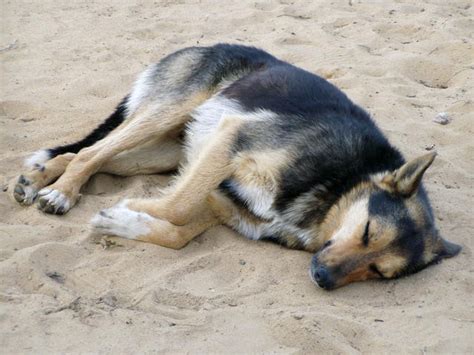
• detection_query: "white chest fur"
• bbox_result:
[185,95,282,236]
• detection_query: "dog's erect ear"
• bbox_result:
[435,238,462,260]
[380,152,436,197]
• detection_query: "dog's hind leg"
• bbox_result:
[13,137,183,205]
[14,96,130,205]
[36,90,208,215]
[23,96,130,170]
[100,136,182,176]
[91,116,243,248]
[17,47,223,214]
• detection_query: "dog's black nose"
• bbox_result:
[313,265,332,289]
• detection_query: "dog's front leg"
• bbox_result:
[91,199,221,249]
[91,116,243,247]
[129,116,243,225]
[13,153,75,206]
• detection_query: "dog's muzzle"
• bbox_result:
[310,255,335,290]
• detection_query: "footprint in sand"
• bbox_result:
[163,251,270,299]
[0,100,40,121]
[401,58,457,89]
[1,242,85,300]
[372,23,431,43]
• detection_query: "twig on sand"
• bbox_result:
[0,39,18,53]
[449,317,474,323]
[277,14,311,20]
[44,297,81,315]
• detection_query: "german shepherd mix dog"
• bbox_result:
[14,44,461,289]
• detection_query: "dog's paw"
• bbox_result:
[13,174,40,205]
[14,161,50,206]
[24,149,50,169]
[37,188,76,215]
[91,204,155,239]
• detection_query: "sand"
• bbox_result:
[1,1,473,353]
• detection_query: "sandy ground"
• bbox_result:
[1,1,473,353]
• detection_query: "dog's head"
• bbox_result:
[311,152,461,290]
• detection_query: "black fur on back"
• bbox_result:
[192,44,281,89]
[273,109,405,227]
[217,45,405,226]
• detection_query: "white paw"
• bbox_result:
[13,175,39,205]
[24,149,50,169]
[37,188,72,215]
[91,204,154,239]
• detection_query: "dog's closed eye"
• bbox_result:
[362,221,370,247]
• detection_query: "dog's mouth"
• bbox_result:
[308,268,318,285]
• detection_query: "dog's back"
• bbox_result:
[186,45,404,250]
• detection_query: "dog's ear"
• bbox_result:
[379,152,436,197]
[434,237,462,260]
[424,235,461,265]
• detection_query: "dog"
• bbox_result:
[13,44,461,289]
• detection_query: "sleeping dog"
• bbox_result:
[14,44,461,289]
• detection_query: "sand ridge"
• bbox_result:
[1,1,473,353]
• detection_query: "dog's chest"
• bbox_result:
[185,96,278,223]
[184,95,243,162]
[184,96,313,245]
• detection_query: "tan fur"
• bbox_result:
[311,180,411,287]
[101,137,182,176]
[37,91,211,211]
[13,153,76,205]
[135,202,220,249]
[340,265,373,285]
[339,252,406,285]
[126,116,243,228]
[23,153,75,191]
[232,149,291,190]
[373,152,436,196]
[135,191,242,249]
[19,138,181,191]
[375,254,407,278]
[308,181,374,252]
[104,116,245,249]
[365,219,397,250]
[404,196,431,231]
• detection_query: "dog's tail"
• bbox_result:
[24,95,129,168]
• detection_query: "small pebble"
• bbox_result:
[433,112,451,125]
[424,144,435,151]
[98,293,118,308]
[293,314,304,320]
[46,271,65,284]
